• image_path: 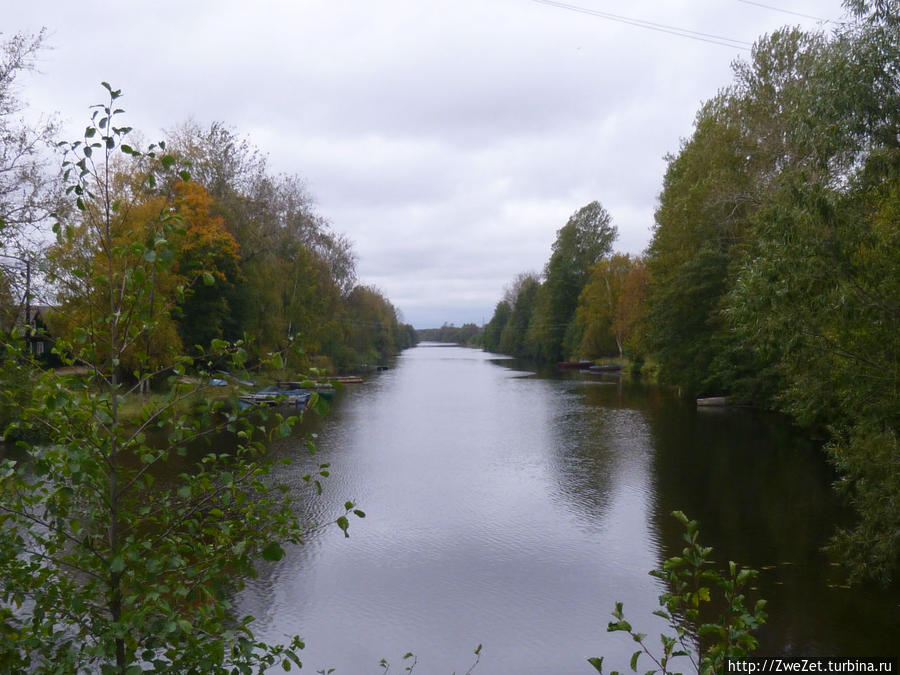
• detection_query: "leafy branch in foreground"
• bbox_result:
[0,85,363,673]
[377,643,482,675]
[589,511,766,675]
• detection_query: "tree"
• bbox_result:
[46,173,187,379]
[575,253,638,359]
[0,85,363,672]
[644,89,753,395]
[499,272,540,357]
[645,27,847,397]
[612,260,648,359]
[645,6,900,582]
[528,202,617,362]
[0,30,60,331]
[343,284,403,365]
[168,180,241,350]
[482,300,511,353]
[728,168,900,581]
[166,122,361,368]
[0,30,59,250]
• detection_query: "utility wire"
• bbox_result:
[735,0,832,23]
[531,0,753,50]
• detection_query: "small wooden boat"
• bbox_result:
[588,364,622,373]
[330,375,364,384]
[697,396,728,407]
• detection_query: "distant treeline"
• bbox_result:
[416,323,482,345]
[481,8,900,584]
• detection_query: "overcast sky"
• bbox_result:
[10,0,849,328]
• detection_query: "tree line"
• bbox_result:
[416,322,482,345]
[483,1,899,584]
[0,40,415,385]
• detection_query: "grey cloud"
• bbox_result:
[10,0,848,328]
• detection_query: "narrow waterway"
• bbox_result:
[237,344,899,673]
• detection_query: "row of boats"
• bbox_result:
[237,376,363,409]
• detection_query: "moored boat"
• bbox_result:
[588,364,622,373]
[557,360,594,370]
[276,381,336,399]
[238,386,311,409]
[697,396,728,407]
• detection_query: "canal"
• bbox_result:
[237,344,899,672]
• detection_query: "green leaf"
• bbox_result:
[202,271,215,286]
[110,556,125,573]
[161,154,176,169]
[587,657,604,673]
[631,650,640,671]
[262,541,285,562]
[336,516,350,537]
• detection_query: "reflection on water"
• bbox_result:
[237,345,899,673]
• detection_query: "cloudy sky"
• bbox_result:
[10,0,849,327]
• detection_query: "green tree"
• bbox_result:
[482,300,511,353]
[528,202,617,362]
[166,122,358,366]
[499,272,540,357]
[0,86,362,672]
[647,3,900,582]
[645,90,752,395]
[343,284,404,366]
[646,28,843,398]
[728,172,900,581]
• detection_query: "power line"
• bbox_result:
[735,0,832,23]
[530,0,753,50]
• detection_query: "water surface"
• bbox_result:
[237,344,899,672]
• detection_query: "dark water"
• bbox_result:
[237,344,899,672]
